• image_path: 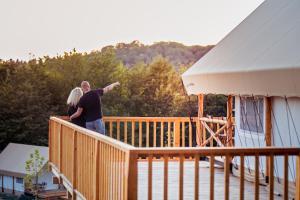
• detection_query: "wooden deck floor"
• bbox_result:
[138,161,284,200]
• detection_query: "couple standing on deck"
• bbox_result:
[67,81,120,134]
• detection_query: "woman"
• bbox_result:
[67,87,85,127]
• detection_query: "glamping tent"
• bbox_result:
[182,0,300,195]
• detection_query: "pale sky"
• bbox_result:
[0,0,264,61]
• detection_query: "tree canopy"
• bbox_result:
[0,41,225,152]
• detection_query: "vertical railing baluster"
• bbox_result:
[148,155,153,200]
[189,122,192,147]
[269,155,274,200]
[224,155,230,200]
[164,155,168,200]
[284,154,288,200]
[194,154,199,200]
[161,122,164,147]
[139,121,142,147]
[210,155,215,200]
[154,121,157,147]
[124,121,128,144]
[117,120,120,141]
[240,155,244,200]
[132,121,135,146]
[179,155,184,200]
[296,153,300,200]
[146,121,150,147]
[168,121,171,147]
[110,121,113,137]
[255,155,259,200]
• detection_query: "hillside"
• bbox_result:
[100,41,214,68]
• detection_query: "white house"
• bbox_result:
[182,0,300,196]
[0,143,58,194]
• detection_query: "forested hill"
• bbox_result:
[101,41,214,68]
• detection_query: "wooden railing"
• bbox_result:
[49,116,300,200]
[103,116,230,148]
[49,117,136,200]
[129,147,300,200]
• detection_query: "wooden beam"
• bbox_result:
[197,94,204,146]
[265,97,272,182]
[226,95,233,147]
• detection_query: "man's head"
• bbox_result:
[81,81,91,93]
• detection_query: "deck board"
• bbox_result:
[138,161,283,200]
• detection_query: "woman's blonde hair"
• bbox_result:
[67,87,83,106]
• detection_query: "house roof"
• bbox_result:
[182,0,300,97]
[0,143,48,177]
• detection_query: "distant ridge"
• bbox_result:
[100,40,214,68]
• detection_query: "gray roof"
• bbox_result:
[0,143,48,177]
[182,0,300,97]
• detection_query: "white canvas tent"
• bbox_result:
[182,0,300,196]
[182,0,300,97]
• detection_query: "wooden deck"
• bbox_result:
[138,160,283,200]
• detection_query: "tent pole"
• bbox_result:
[12,176,15,194]
[265,97,272,183]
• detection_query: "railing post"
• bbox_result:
[296,153,300,200]
[227,95,233,147]
[198,94,204,146]
[174,119,180,147]
[265,97,272,183]
[126,151,138,200]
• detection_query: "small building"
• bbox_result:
[0,143,58,194]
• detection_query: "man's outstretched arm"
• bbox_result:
[70,107,83,120]
[103,81,120,93]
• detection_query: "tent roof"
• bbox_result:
[0,143,48,177]
[182,0,300,97]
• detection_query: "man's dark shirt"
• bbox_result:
[78,89,104,122]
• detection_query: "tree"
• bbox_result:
[24,149,45,199]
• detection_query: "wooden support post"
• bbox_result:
[265,97,272,183]
[126,151,138,200]
[174,119,181,147]
[197,94,204,146]
[296,154,300,200]
[227,95,233,147]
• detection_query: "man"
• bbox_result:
[70,81,120,134]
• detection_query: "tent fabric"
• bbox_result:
[182,0,300,97]
[0,143,48,177]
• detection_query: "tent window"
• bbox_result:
[240,97,264,133]
[16,177,23,184]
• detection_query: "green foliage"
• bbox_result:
[24,149,45,197]
[0,41,225,151]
